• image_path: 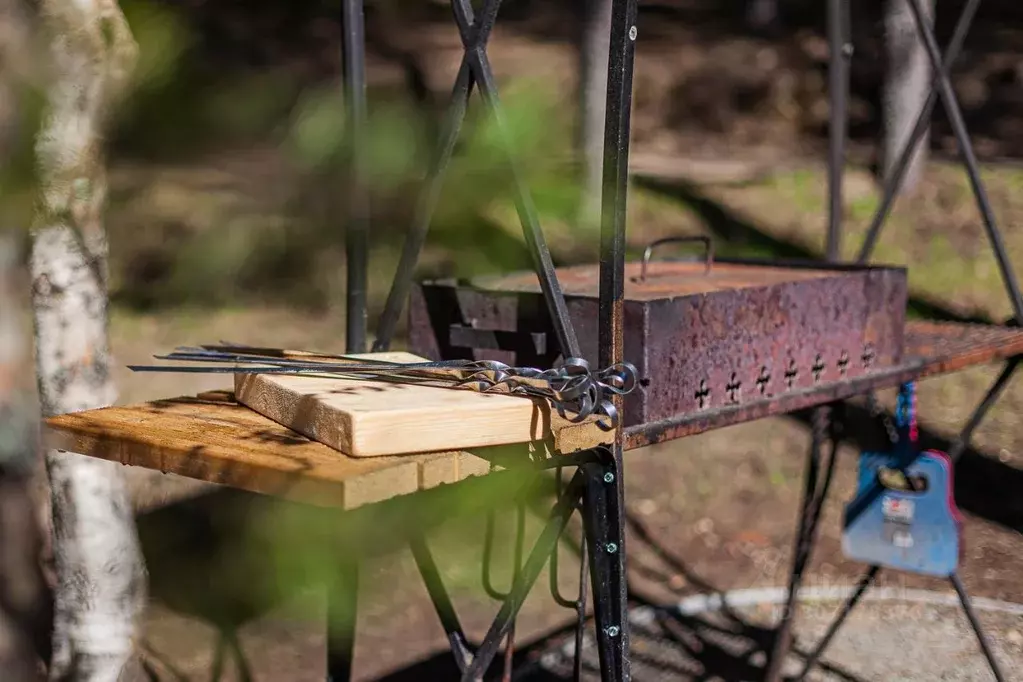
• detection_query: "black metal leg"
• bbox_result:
[409,534,473,672]
[766,405,838,682]
[794,565,880,681]
[210,633,227,682]
[950,573,1008,682]
[949,358,1020,463]
[326,558,359,682]
[580,453,630,682]
[228,629,254,682]
[341,0,368,354]
[826,0,850,262]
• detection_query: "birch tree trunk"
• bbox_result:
[30,1,147,680]
[882,0,935,194]
[577,0,612,229]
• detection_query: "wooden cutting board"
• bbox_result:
[234,351,610,457]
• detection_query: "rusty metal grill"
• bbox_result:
[408,258,909,428]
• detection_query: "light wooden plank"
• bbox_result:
[234,352,611,457]
[42,395,494,510]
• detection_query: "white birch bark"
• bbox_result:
[30,1,147,680]
[882,0,935,194]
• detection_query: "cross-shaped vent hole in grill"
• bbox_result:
[784,359,799,389]
[756,366,771,395]
[812,355,825,383]
[862,344,876,368]
[837,350,850,376]
[696,379,710,409]
[726,373,742,403]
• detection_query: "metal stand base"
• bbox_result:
[400,450,630,682]
[794,568,1007,682]
[767,396,1010,682]
[765,405,840,682]
[326,558,359,682]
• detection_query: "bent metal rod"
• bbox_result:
[129,344,639,431]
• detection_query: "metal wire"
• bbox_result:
[549,466,590,681]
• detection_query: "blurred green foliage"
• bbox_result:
[106,0,590,314]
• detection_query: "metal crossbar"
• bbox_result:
[371,0,581,359]
[853,0,1023,323]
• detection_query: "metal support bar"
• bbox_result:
[374,0,582,359]
[951,573,1008,682]
[949,358,1020,463]
[598,0,638,375]
[461,470,585,682]
[765,405,839,682]
[826,0,850,262]
[591,0,639,676]
[573,542,590,681]
[373,0,494,351]
[581,456,629,682]
[504,503,526,681]
[856,0,981,265]
[904,0,1023,322]
[549,467,590,681]
[342,0,368,353]
[408,534,473,672]
[794,565,880,681]
[326,558,360,682]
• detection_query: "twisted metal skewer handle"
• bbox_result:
[131,348,640,430]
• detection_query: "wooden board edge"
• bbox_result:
[235,372,610,458]
[235,373,356,454]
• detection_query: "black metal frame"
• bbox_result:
[335,0,637,679]
[767,1,1019,679]
[334,0,1021,678]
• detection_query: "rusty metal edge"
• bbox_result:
[625,333,1023,449]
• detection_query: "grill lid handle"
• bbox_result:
[639,235,714,282]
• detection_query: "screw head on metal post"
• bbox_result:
[628,25,637,41]
[605,543,618,554]
[604,625,620,638]
[603,472,615,483]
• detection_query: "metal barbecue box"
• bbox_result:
[407,240,908,427]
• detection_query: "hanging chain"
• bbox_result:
[865,391,900,445]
